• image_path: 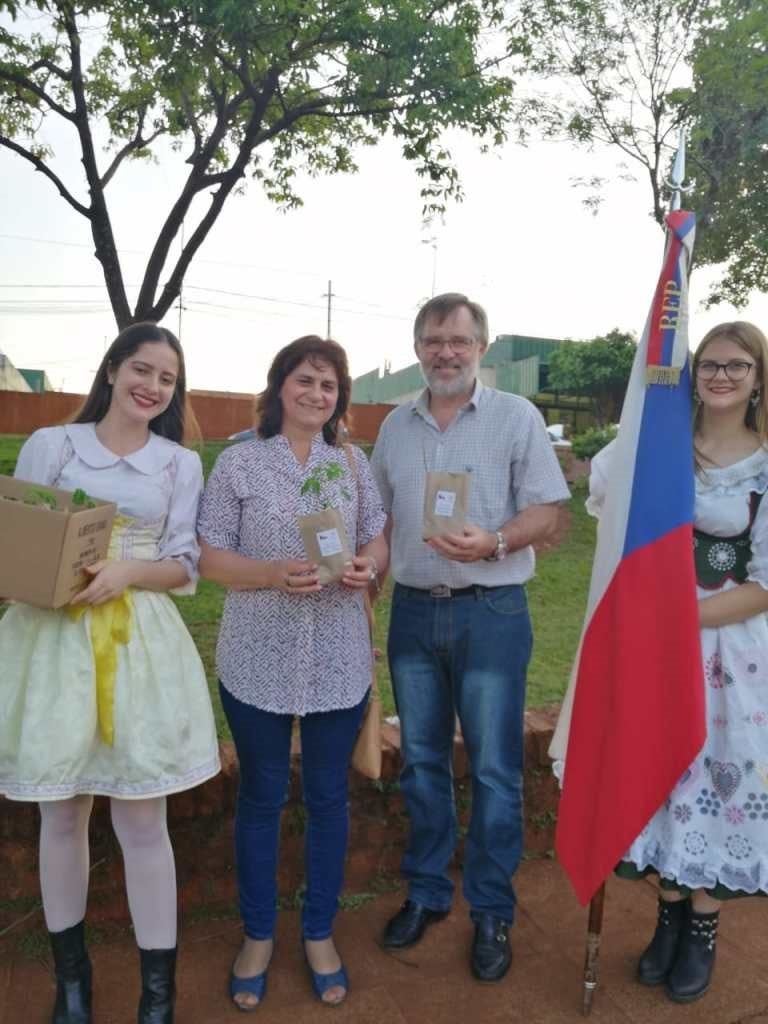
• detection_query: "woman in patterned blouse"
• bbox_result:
[198,336,387,1010]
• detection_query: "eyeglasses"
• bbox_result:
[696,359,755,382]
[419,335,477,354]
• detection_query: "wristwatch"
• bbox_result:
[484,530,509,562]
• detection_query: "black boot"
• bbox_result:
[49,920,92,1024]
[137,947,177,1024]
[637,896,688,986]
[665,908,719,1003]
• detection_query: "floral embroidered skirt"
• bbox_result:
[620,587,768,897]
[0,593,220,801]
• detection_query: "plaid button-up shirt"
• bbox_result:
[370,380,570,588]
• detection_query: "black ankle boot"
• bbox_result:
[637,897,688,986]
[49,920,92,1024]
[665,908,719,1003]
[137,947,177,1024]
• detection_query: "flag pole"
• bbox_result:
[668,128,686,211]
[582,882,605,1015]
[579,127,688,1017]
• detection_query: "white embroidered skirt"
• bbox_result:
[0,593,220,801]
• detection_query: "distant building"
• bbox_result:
[19,368,53,393]
[0,353,33,392]
[352,334,564,405]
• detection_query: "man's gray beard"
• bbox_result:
[420,364,475,397]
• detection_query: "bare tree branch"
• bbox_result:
[0,135,90,216]
[99,108,165,190]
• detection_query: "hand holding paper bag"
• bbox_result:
[422,470,470,540]
[428,523,498,563]
[297,459,354,583]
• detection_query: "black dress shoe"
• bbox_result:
[471,914,511,982]
[382,900,448,950]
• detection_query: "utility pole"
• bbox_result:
[322,279,335,337]
[422,237,438,296]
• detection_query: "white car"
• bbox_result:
[547,424,572,448]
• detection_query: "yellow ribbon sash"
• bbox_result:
[67,591,133,746]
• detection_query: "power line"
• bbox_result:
[184,285,412,322]
[0,232,327,278]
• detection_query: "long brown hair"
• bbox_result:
[73,322,198,444]
[692,322,768,447]
[257,335,351,445]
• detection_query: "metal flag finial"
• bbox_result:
[668,129,687,211]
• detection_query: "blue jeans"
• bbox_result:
[388,584,532,924]
[220,684,368,940]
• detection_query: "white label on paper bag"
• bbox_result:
[317,528,343,557]
[434,490,457,517]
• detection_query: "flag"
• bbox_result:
[550,210,706,906]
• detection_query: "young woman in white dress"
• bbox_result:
[0,323,220,1024]
[591,322,768,1003]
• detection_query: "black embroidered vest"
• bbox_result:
[694,491,764,589]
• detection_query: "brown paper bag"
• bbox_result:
[297,507,353,584]
[422,470,470,539]
[351,594,382,779]
[351,681,382,779]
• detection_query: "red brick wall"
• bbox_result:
[0,391,395,444]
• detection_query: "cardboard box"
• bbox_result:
[0,477,117,608]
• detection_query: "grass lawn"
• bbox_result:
[1,434,594,735]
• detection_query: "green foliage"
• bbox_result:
[526,479,595,706]
[677,0,768,307]
[0,0,516,326]
[571,424,618,461]
[514,0,767,307]
[0,434,26,477]
[548,328,635,425]
[300,461,351,509]
[513,0,700,220]
[72,488,97,508]
[22,486,57,508]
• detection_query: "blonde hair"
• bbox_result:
[692,321,768,447]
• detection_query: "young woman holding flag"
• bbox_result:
[590,321,768,1004]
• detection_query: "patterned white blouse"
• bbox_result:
[197,434,386,715]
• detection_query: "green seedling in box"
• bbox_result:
[5,487,97,511]
[23,487,58,510]
[299,462,351,510]
[72,489,97,509]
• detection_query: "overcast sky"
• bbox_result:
[2,111,766,397]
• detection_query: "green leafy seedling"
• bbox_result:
[72,488,97,509]
[22,487,58,510]
[299,462,350,510]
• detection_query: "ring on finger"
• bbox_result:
[285,576,293,588]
